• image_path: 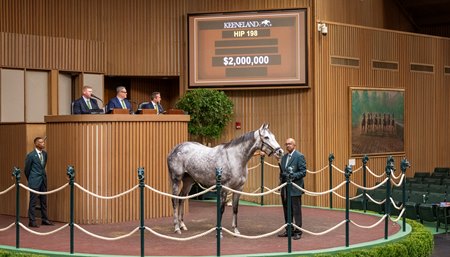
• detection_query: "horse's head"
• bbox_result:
[258,123,283,158]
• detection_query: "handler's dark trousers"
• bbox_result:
[281,188,302,234]
[28,182,49,222]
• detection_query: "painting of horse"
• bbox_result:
[167,123,283,234]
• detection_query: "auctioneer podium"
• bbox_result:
[44,114,189,224]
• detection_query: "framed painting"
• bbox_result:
[350,87,405,156]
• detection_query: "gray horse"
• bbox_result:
[167,123,283,234]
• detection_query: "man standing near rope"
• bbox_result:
[278,138,306,240]
[25,137,54,227]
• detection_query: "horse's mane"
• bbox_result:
[222,130,256,149]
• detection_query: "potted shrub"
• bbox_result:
[175,88,233,143]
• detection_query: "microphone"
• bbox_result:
[91,94,103,103]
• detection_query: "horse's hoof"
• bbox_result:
[174,229,181,234]
[181,226,188,231]
[234,229,240,236]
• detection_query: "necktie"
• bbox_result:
[121,99,126,109]
[285,154,291,168]
[86,99,92,109]
[155,104,159,114]
[38,152,44,166]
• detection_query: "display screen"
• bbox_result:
[188,10,307,88]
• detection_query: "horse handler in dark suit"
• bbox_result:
[25,137,54,227]
[278,138,306,240]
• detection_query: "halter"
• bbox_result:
[259,129,281,156]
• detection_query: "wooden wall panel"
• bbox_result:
[0,124,28,216]
[0,124,46,216]
[315,0,414,31]
[0,0,185,76]
[0,32,105,73]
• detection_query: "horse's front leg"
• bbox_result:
[231,192,241,235]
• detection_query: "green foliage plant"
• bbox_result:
[175,89,233,142]
[312,220,433,257]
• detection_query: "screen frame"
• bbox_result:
[187,9,308,90]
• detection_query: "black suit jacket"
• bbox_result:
[279,150,307,196]
[73,97,99,114]
[24,150,47,189]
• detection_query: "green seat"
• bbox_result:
[418,192,446,223]
[390,188,405,216]
[434,167,449,176]
[406,177,421,184]
[350,188,366,211]
[442,178,450,186]
[404,190,427,220]
[428,184,447,194]
[423,177,442,185]
[366,189,386,214]
[410,183,428,192]
[414,172,430,179]
[431,172,447,179]
[436,203,450,233]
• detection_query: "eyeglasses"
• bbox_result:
[120,91,127,93]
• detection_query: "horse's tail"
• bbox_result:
[167,143,185,183]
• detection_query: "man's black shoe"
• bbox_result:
[293,233,302,240]
[277,231,288,237]
[41,220,54,226]
[28,221,39,228]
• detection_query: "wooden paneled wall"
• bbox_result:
[0,32,105,73]
[0,0,186,76]
[312,22,450,207]
[0,124,46,216]
[315,0,414,31]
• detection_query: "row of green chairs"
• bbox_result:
[350,184,449,233]
[407,176,450,185]
[408,183,448,194]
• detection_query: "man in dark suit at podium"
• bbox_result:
[25,137,53,227]
[73,85,100,114]
[142,91,165,114]
[106,86,132,113]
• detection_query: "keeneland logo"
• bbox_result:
[223,19,272,29]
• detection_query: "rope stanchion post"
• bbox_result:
[384,156,394,240]
[137,167,145,257]
[260,154,265,206]
[329,153,334,209]
[287,167,293,253]
[12,167,21,249]
[400,158,410,232]
[215,168,222,257]
[362,155,369,213]
[345,165,352,247]
[67,166,75,254]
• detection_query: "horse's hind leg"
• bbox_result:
[231,192,242,235]
[171,179,182,234]
[178,175,195,231]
